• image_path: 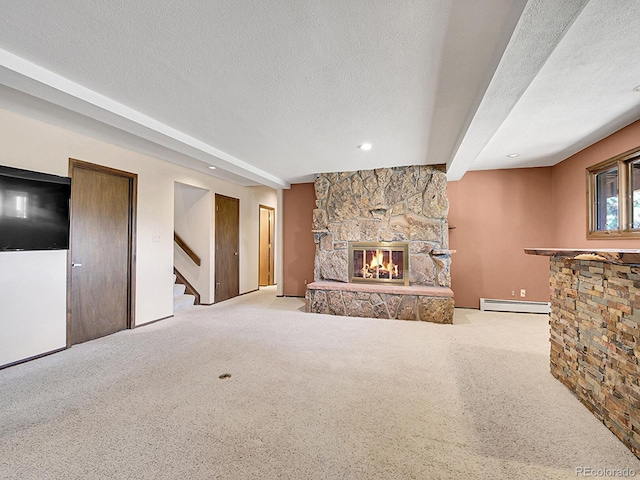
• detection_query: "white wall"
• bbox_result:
[0,108,278,366]
[0,250,67,365]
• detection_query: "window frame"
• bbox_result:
[587,146,640,239]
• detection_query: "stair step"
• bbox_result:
[173,283,186,297]
[174,294,196,311]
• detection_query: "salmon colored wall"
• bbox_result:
[447,168,555,308]
[552,119,640,249]
[282,183,316,296]
[281,121,640,306]
[447,120,640,308]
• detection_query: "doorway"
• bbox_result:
[215,194,239,303]
[68,159,136,346]
[174,182,212,304]
[259,205,275,286]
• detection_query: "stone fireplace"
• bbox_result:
[305,165,454,323]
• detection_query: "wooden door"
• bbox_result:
[215,194,239,302]
[69,160,136,345]
[259,206,275,286]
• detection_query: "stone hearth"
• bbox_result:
[306,165,454,324]
[306,281,454,323]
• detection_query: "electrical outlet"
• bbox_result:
[511,290,515,296]
[151,233,161,242]
[520,289,526,297]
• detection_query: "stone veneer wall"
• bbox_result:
[312,165,450,286]
[550,258,640,458]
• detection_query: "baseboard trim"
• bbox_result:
[134,315,173,328]
[239,288,259,296]
[0,347,67,370]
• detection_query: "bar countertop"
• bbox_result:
[524,248,640,265]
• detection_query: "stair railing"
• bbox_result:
[174,232,201,266]
[173,232,202,305]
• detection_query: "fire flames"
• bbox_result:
[361,249,399,279]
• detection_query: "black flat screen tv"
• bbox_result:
[0,165,71,251]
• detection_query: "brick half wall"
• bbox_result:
[550,258,640,458]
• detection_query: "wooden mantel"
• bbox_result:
[525,248,640,265]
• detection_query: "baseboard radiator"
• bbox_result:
[480,298,550,314]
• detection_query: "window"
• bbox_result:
[587,147,640,238]
[3,190,29,219]
[631,159,640,229]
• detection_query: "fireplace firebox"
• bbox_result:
[348,242,409,286]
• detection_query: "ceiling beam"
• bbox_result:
[0,48,289,189]
[446,0,589,181]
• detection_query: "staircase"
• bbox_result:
[173,232,201,311]
[173,274,196,311]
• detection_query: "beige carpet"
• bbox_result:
[1,286,638,480]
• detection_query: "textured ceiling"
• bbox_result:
[462,0,640,177]
[0,1,637,187]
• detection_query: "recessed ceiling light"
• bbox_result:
[634,85,640,92]
[208,166,217,170]
[506,153,519,158]
[358,143,372,151]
